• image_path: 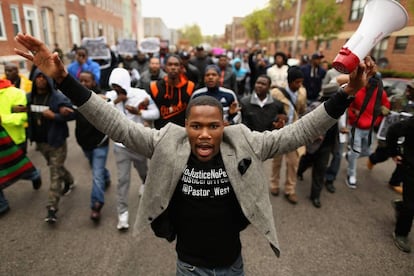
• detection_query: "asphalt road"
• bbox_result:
[1,121,413,275]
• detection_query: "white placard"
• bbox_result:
[117,39,137,56]
[30,105,49,113]
[81,37,111,60]
[377,111,412,142]
[139,37,160,53]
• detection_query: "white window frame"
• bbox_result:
[349,0,367,22]
[10,5,22,36]
[69,14,81,47]
[0,4,7,40]
[23,5,40,38]
[394,36,409,51]
[40,8,51,46]
[371,37,389,61]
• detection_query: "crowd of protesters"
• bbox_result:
[1,37,413,258]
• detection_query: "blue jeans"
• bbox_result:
[176,254,244,276]
[83,145,110,208]
[347,128,373,180]
[0,190,9,213]
[21,168,41,181]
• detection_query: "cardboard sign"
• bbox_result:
[81,37,111,60]
[139,37,160,53]
[377,111,412,143]
[117,39,137,56]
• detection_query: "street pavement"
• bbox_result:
[1,121,413,275]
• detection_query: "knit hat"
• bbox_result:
[320,83,339,98]
[287,66,304,84]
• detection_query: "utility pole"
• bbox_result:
[292,0,302,58]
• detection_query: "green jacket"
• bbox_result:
[0,84,28,144]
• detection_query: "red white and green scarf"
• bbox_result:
[0,126,35,189]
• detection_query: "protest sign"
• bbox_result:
[139,37,160,53]
[117,39,137,56]
[81,37,111,60]
[377,111,412,143]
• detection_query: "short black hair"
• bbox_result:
[76,46,88,55]
[256,74,271,86]
[274,51,287,64]
[186,95,224,119]
[79,70,96,80]
[166,54,182,65]
[287,66,304,84]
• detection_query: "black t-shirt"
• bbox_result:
[30,93,49,143]
[170,153,249,268]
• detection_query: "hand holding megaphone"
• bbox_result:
[343,56,376,96]
[333,0,408,74]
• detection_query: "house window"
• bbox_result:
[40,8,51,46]
[10,5,22,36]
[297,41,302,53]
[69,14,81,47]
[349,0,367,21]
[275,40,280,49]
[80,19,86,38]
[394,36,408,51]
[288,18,294,31]
[23,6,40,38]
[0,4,6,40]
[325,40,331,50]
[371,37,388,61]
[288,41,293,54]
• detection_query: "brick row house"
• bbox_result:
[226,0,414,74]
[0,0,143,72]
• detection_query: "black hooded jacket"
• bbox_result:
[75,86,108,150]
[27,69,75,147]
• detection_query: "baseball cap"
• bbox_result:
[179,51,190,59]
[311,52,324,59]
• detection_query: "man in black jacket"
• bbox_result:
[76,71,111,222]
[189,45,213,88]
[27,69,76,223]
[240,75,286,132]
[388,116,414,253]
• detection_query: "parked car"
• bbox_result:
[382,77,411,98]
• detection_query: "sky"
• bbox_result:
[141,0,270,36]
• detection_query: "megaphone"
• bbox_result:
[333,0,408,74]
